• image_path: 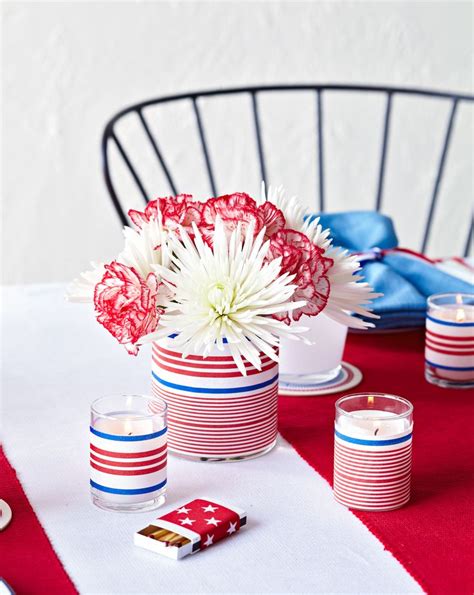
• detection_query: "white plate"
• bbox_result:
[0,500,13,531]
[279,362,363,396]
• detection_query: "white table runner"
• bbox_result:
[1,284,420,594]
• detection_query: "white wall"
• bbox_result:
[2,0,473,284]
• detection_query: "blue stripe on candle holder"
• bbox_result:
[335,429,412,446]
[151,371,278,394]
[90,479,167,495]
[90,426,167,441]
[427,314,474,327]
[425,359,474,371]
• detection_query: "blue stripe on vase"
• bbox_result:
[167,334,228,343]
[151,371,279,394]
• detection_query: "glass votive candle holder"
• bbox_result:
[425,293,474,389]
[334,393,413,511]
[90,394,167,512]
[279,313,348,386]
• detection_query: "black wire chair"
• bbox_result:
[102,84,474,256]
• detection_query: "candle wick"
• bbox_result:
[128,432,132,436]
[374,428,379,436]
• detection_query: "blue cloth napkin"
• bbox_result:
[306,211,473,330]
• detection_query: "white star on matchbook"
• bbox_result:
[205,517,221,527]
[176,506,191,514]
[203,534,214,547]
[179,517,195,526]
[227,521,237,535]
[202,504,218,513]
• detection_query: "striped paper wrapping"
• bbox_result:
[151,340,279,459]
[90,425,167,504]
[425,314,474,382]
[333,427,413,511]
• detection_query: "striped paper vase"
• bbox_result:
[425,293,474,389]
[151,339,279,461]
[333,393,413,512]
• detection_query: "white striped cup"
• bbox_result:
[151,339,279,461]
[425,293,474,389]
[334,393,414,511]
[90,395,167,512]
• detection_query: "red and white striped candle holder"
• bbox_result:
[334,393,413,512]
[90,395,167,512]
[425,293,474,389]
[151,338,279,462]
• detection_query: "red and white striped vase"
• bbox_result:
[151,338,279,461]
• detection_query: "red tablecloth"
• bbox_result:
[280,329,474,594]
[0,447,77,594]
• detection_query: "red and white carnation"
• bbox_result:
[129,194,203,234]
[266,230,333,324]
[258,201,286,239]
[94,262,164,355]
[201,193,263,239]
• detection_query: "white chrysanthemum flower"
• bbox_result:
[261,183,381,328]
[66,217,169,303]
[145,218,307,375]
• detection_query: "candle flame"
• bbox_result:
[456,294,463,305]
[367,395,375,407]
[456,309,466,322]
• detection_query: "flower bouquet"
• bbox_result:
[69,186,379,461]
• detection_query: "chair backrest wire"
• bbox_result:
[102,84,474,256]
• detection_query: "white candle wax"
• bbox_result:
[337,410,410,437]
[94,415,155,436]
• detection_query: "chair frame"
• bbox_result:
[101,84,474,255]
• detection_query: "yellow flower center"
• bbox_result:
[207,280,236,317]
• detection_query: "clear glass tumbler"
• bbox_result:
[90,394,167,512]
[425,293,474,389]
[334,393,414,511]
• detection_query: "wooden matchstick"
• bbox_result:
[167,533,186,545]
[150,529,173,540]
